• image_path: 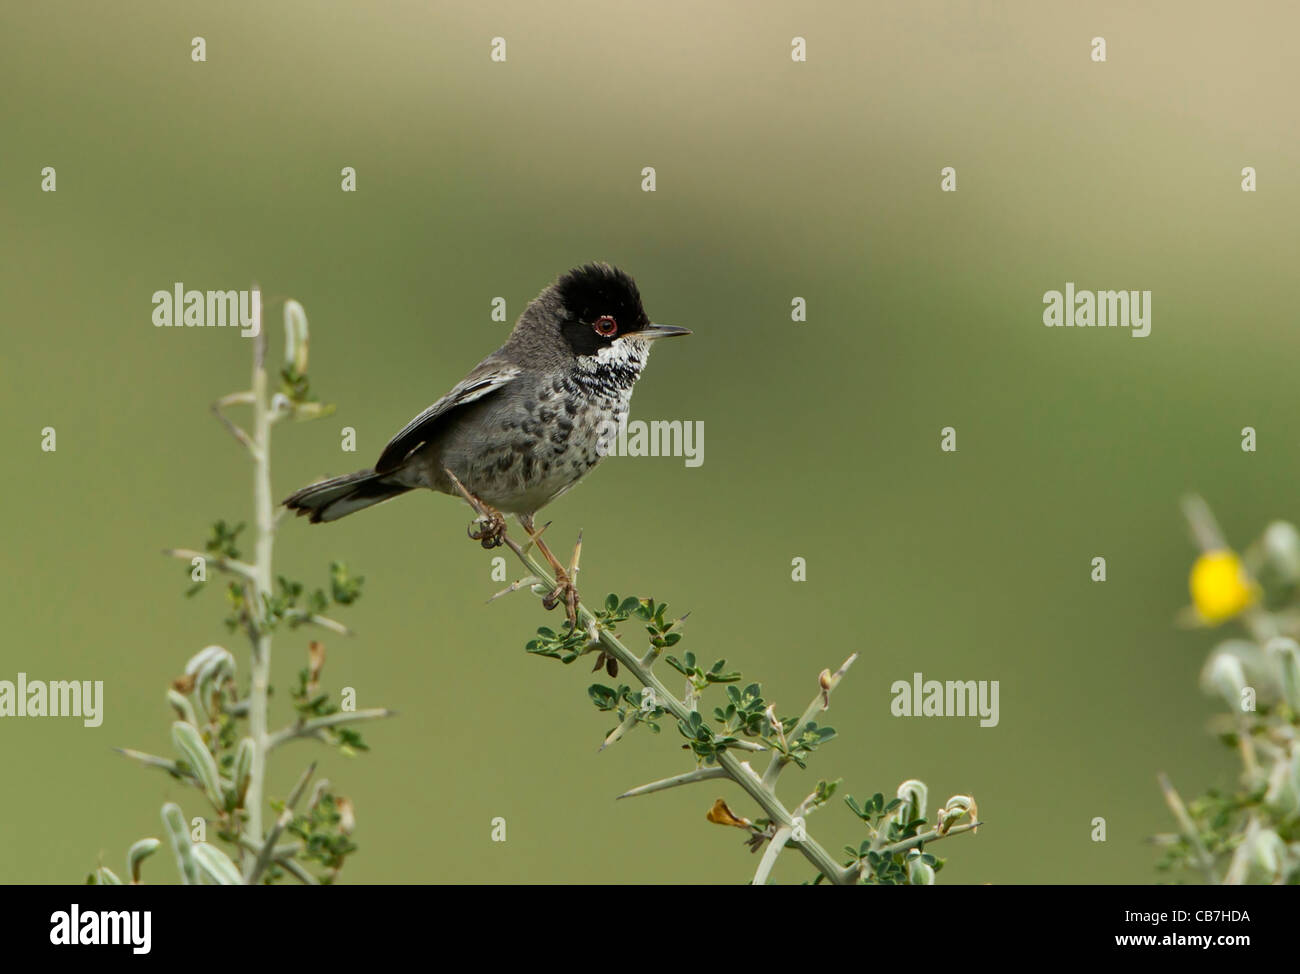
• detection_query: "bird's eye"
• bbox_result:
[593,315,618,337]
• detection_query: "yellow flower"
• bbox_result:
[1189,550,1258,624]
[705,798,751,830]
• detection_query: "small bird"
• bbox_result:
[283,262,690,625]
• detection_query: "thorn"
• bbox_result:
[487,576,540,604]
[600,713,632,751]
[521,520,551,555]
[568,531,584,584]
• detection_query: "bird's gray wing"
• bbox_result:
[374,360,522,474]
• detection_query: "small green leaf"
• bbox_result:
[161,802,199,885]
[588,684,620,711]
[170,721,224,810]
[126,838,161,883]
[193,842,242,885]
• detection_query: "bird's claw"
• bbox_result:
[467,510,507,549]
[541,573,580,631]
[519,517,583,630]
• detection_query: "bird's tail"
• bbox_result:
[282,469,411,523]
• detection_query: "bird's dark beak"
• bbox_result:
[639,323,692,341]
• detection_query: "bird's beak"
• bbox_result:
[639,323,692,341]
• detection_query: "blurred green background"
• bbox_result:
[2,1,1298,884]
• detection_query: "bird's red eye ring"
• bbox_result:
[593,315,618,337]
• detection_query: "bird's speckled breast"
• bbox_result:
[443,375,633,515]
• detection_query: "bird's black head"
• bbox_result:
[509,263,690,376]
[553,263,652,358]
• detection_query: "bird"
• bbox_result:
[282,262,690,626]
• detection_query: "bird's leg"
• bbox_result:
[443,468,507,549]
[519,514,582,630]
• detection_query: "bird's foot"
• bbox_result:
[541,570,581,631]
[443,467,507,549]
[467,508,508,549]
[521,517,583,631]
